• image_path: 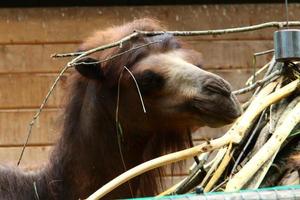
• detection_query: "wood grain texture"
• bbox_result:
[0,44,78,73]
[0,4,300,43]
[0,109,60,146]
[0,41,272,73]
[0,146,52,168]
[193,40,273,69]
[0,73,68,109]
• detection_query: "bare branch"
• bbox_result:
[254,49,274,57]
[51,51,83,58]
[67,32,139,66]
[136,21,300,36]
[53,21,300,59]
[71,41,161,67]
[233,69,282,95]
[17,65,70,166]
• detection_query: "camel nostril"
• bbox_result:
[203,78,232,97]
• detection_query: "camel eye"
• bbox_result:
[137,70,165,95]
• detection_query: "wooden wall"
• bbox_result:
[0,3,298,186]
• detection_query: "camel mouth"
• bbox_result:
[188,97,242,127]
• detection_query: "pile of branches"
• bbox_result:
[158,56,300,196]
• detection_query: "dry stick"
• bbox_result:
[156,180,185,197]
[244,148,280,189]
[233,69,282,95]
[86,135,233,200]
[136,21,300,36]
[225,80,300,192]
[157,152,210,197]
[53,21,300,59]
[199,147,228,188]
[210,178,229,192]
[240,85,287,168]
[229,109,267,178]
[268,78,283,133]
[51,51,84,58]
[174,160,206,194]
[245,61,271,86]
[251,49,274,84]
[226,81,278,146]
[67,32,139,66]
[115,68,134,198]
[242,57,277,110]
[17,65,70,166]
[71,41,161,67]
[204,143,234,192]
[254,49,275,57]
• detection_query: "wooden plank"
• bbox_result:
[0,109,60,146]
[192,40,273,69]
[0,146,52,169]
[0,44,78,73]
[0,73,67,109]
[0,5,300,43]
[0,41,272,73]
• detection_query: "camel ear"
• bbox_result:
[75,57,103,80]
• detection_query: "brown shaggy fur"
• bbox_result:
[0,19,241,199]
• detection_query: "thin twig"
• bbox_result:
[17,65,70,166]
[51,51,83,58]
[136,21,300,36]
[210,178,229,192]
[115,68,134,198]
[233,69,282,95]
[67,32,139,66]
[252,49,274,84]
[254,49,274,57]
[71,41,161,67]
[199,148,228,188]
[246,61,271,86]
[53,21,300,59]
[174,159,206,194]
[33,181,40,200]
[204,143,234,192]
[229,110,267,179]
[123,66,147,113]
